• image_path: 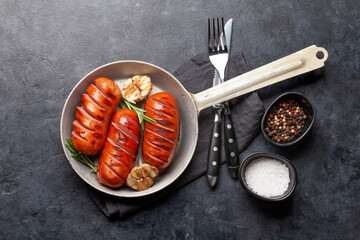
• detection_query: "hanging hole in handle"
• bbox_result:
[316,51,325,60]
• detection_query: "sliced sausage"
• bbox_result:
[97,109,141,188]
[72,77,121,155]
[142,92,180,169]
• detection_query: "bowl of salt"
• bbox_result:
[238,152,297,201]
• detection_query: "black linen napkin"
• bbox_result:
[86,52,265,218]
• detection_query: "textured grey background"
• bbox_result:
[0,0,359,239]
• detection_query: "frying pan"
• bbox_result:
[60,45,328,197]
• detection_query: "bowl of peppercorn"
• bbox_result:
[261,92,315,146]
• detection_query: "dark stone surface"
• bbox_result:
[0,0,359,239]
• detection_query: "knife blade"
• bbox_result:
[206,19,234,188]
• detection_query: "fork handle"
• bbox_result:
[223,108,239,179]
[206,109,222,188]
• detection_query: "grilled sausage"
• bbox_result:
[97,109,141,188]
[142,92,180,169]
[72,77,121,155]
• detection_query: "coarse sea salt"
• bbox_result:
[245,157,290,198]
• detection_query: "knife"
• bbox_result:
[220,19,240,179]
[206,19,236,188]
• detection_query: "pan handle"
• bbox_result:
[192,45,328,113]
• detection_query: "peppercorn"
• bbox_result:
[265,99,307,143]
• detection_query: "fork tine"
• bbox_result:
[212,18,217,50]
[208,18,212,51]
[220,18,224,50]
[221,17,225,50]
[217,18,220,50]
[221,17,225,33]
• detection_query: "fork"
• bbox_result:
[206,17,229,188]
[208,18,229,84]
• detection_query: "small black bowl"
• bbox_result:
[261,92,315,147]
[238,152,297,201]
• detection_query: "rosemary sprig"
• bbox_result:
[65,138,97,173]
[121,99,156,130]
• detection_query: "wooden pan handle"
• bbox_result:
[192,45,328,113]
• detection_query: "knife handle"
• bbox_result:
[223,110,239,179]
[206,109,222,188]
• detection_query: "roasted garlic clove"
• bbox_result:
[122,75,152,104]
[126,163,159,191]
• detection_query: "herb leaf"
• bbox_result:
[65,138,97,173]
[121,99,156,130]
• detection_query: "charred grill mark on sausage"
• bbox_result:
[152,122,174,132]
[144,150,168,163]
[80,103,102,122]
[102,161,125,181]
[76,106,102,123]
[72,129,87,140]
[155,119,173,126]
[83,93,105,111]
[144,138,171,152]
[87,93,107,110]
[147,106,174,118]
[144,128,175,144]
[74,119,95,133]
[149,98,176,110]
[111,122,140,144]
[107,152,131,169]
[122,115,141,132]
[107,137,136,158]
[94,82,112,99]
